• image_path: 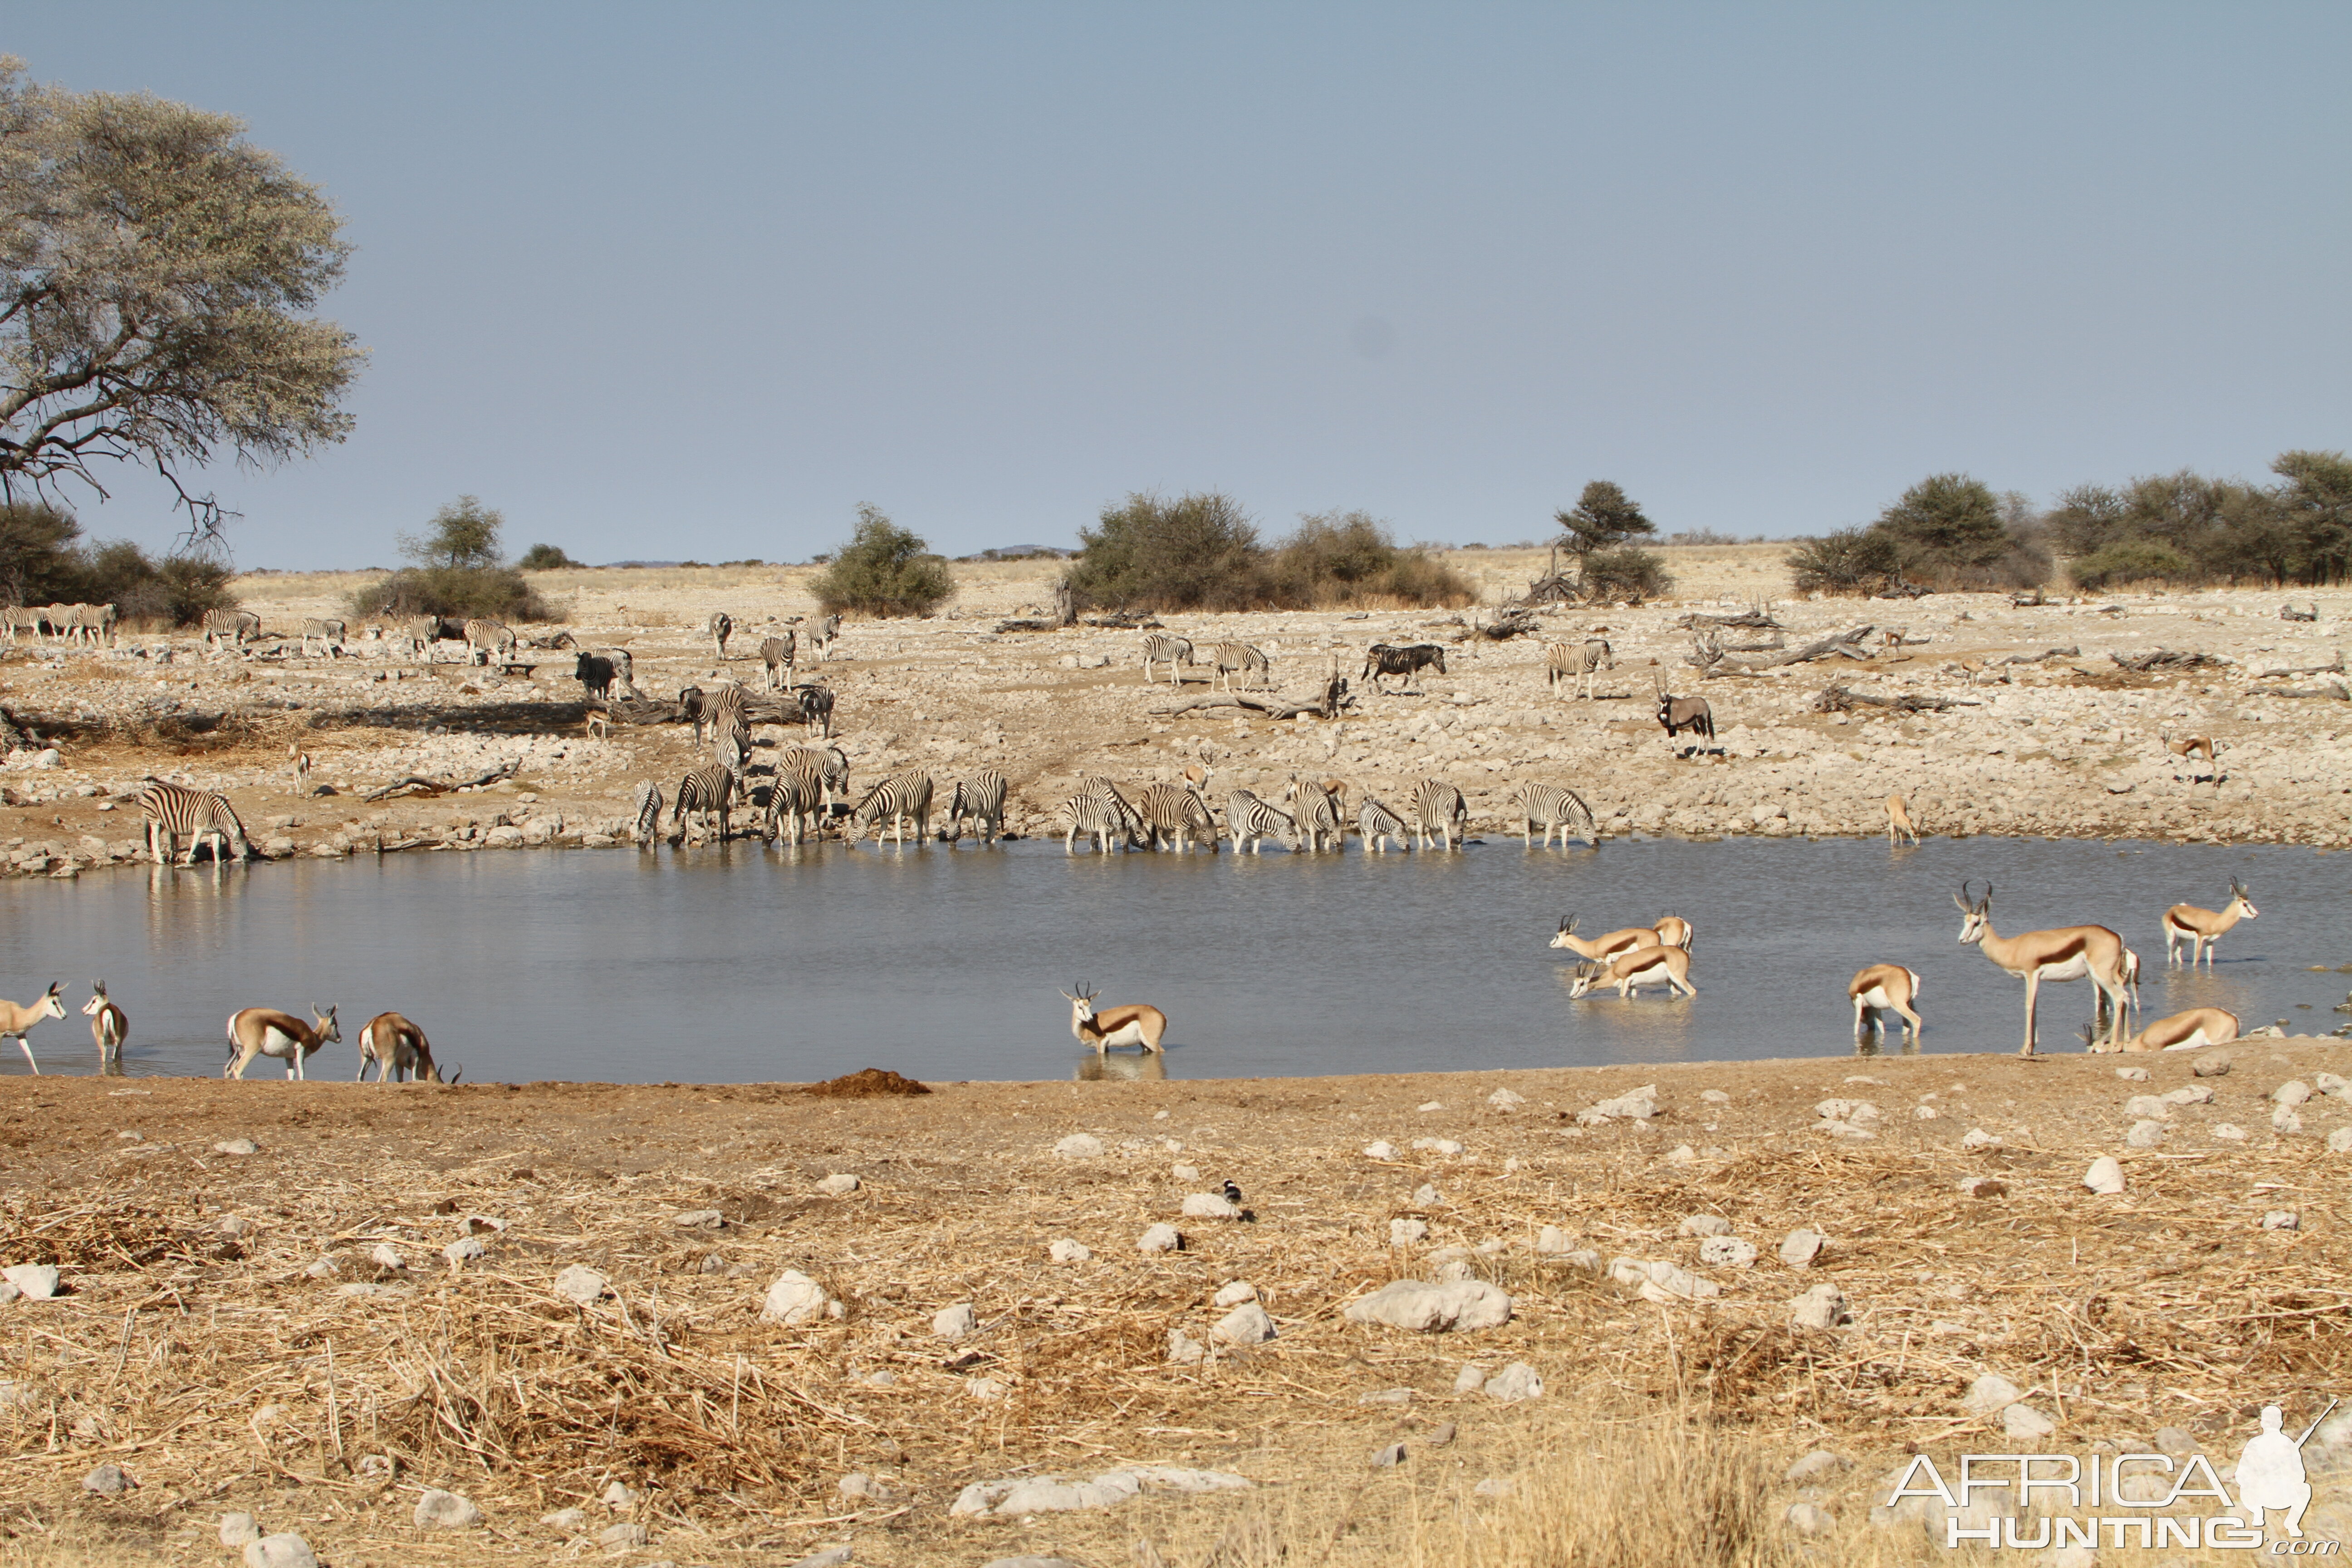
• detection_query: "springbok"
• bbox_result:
[1954,881,2132,1055]
[2104,1005,2240,1054]
[2162,730,2222,785]
[288,743,313,797]
[224,1004,341,1080]
[356,1012,452,1082]
[1651,915,1695,951]
[83,981,127,1073]
[1059,983,1168,1054]
[0,982,67,1073]
[1550,915,1671,965]
[1567,945,1696,1001]
[2162,879,2257,968]
[1847,964,1922,1045]
[1886,792,1920,846]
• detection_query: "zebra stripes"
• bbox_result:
[1224,789,1300,854]
[767,760,824,846]
[1141,634,1194,686]
[702,684,749,760]
[1283,774,1343,852]
[709,612,734,660]
[1356,796,1410,852]
[1138,782,1219,853]
[1546,638,1613,700]
[300,617,346,657]
[632,781,664,845]
[202,609,260,649]
[780,745,850,811]
[715,726,750,792]
[809,614,841,660]
[1410,778,1468,851]
[852,769,933,846]
[1060,787,1137,854]
[1078,777,1148,844]
[1205,642,1269,691]
[672,765,734,843]
[135,780,250,865]
[462,618,515,665]
[797,683,835,738]
[1509,781,1596,848]
[760,632,796,690]
[940,770,1008,845]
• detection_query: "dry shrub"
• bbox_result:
[803,1067,931,1097]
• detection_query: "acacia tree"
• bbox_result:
[1553,480,1656,558]
[0,58,363,530]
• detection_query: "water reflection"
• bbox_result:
[1075,1051,1168,1083]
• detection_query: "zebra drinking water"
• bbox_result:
[1410,778,1468,851]
[852,769,934,846]
[1509,781,1597,848]
[939,769,1008,845]
[1060,787,1137,854]
[1140,634,1194,686]
[1224,789,1300,854]
[1283,774,1343,852]
[1138,782,1219,852]
[134,780,250,865]
[632,781,664,845]
[1356,795,1411,852]
[671,765,734,843]
[779,745,850,811]
[766,760,824,846]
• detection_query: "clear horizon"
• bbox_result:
[9,4,2348,570]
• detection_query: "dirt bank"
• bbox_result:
[5,1042,2351,1564]
[2,550,2347,879]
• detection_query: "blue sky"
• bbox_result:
[10,4,2348,568]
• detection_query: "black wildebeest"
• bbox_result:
[574,652,616,700]
[1362,642,1446,695]
[797,683,835,739]
[1654,674,1715,756]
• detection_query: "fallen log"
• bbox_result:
[2110,648,2224,672]
[1813,683,1977,714]
[1695,625,1874,674]
[363,760,521,802]
[1474,610,1542,641]
[2254,652,2345,679]
[2270,681,2350,701]
[1996,646,2081,665]
[1676,608,1783,631]
[2282,603,2319,622]
[993,618,1061,634]
[1149,689,1354,720]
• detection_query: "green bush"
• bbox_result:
[808,504,954,617]
[1786,528,1901,595]
[1578,546,1674,604]
[1263,511,1474,608]
[517,543,580,570]
[347,565,553,623]
[0,501,240,627]
[2068,540,2192,592]
[1068,491,1264,612]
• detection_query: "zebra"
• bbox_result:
[134,780,250,866]
[299,617,346,657]
[1546,638,1614,700]
[760,632,797,690]
[766,759,825,846]
[852,769,934,846]
[1409,778,1468,852]
[1,606,46,642]
[715,725,750,794]
[1509,781,1597,848]
[632,781,663,845]
[65,603,118,648]
[462,618,515,665]
[939,769,1008,845]
[1141,633,1194,686]
[1078,776,1148,844]
[797,683,835,739]
[1362,643,1446,695]
[1137,782,1219,852]
[1206,642,1270,691]
[678,686,707,742]
[1283,774,1343,852]
[595,646,638,695]
[202,608,260,649]
[709,611,733,661]
[1060,788,1137,854]
[808,613,841,660]
[1225,789,1300,854]
[1357,795,1411,852]
[779,745,850,812]
[390,614,439,660]
[671,764,734,843]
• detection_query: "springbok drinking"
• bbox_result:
[224,1004,342,1080]
[1847,964,1923,1045]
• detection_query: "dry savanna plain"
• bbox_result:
[4,546,2352,1567]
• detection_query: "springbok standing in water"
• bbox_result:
[1954,881,2132,1056]
[1847,964,1922,1046]
[83,982,127,1073]
[1059,983,1168,1054]
[2162,879,2258,969]
[0,982,67,1073]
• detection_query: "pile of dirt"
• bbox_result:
[803,1066,931,1097]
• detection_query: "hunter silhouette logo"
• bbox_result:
[1888,1395,2340,1551]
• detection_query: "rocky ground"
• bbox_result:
[2,547,2347,879]
[5,1039,2352,1565]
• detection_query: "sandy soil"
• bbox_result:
[1,548,2347,879]
[5,1040,2352,1565]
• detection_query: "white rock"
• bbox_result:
[2263,1210,2300,1230]
[1053,1133,1105,1158]
[2276,1079,2314,1107]
[1814,1099,1882,1123]
[302,1258,338,1279]
[1960,1128,2000,1149]
[80,1462,131,1495]
[244,1535,318,1568]
[1,1263,59,1300]
[1049,1239,1092,1263]
[2082,1157,2126,1195]
[1487,1088,1525,1109]
[2124,1095,2171,1119]
[2318,1072,2349,1098]
[1417,1100,1444,1111]
[539,1506,590,1531]
[1181,1192,1242,1219]
[673,1207,724,1228]
[1362,1140,1399,1160]
[1534,1225,1575,1254]
[217,1215,253,1237]
[369,1243,404,1269]
[413,1489,482,1529]
[1343,1278,1513,1332]
[1483,1362,1542,1401]
[791,1548,854,1568]
[1453,1362,1488,1392]
[1779,1230,1824,1268]
[442,1236,487,1267]
[2114,1066,2150,1081]
[553,1264,607,1306]
[0,1282,16,1305]
[1390,1218,1429,1245]
[2126,1119,2166,1148]
[1166,1328,1205,1365]
[2194,1054,2232,1077]
[1700,1088,1731,1104]
[1474,1476,1514,1498]
[1700,1236,1759,1269]
[333,1282,412,1302]
[220,1512,261,1547]
[1962,1372,2023,1415]
[838,1471,892,1502]
[2213,1123,2249,1141]
[1789,1284,1846,1330]
[761,1269,835,1325]
[1913,1105,1938,1120]
[1137,1223,1181,1253]
[2273,1105,2305,1133]
[1583,1085,1659,1122]
[1635,1260,1720,1303]
[965,1375,1007,1400]
[1679,1214,1733,1237]
[2328,1128,2352,1154]
[2163,1083,2215,1105]
[1410,1137,1465,1156]
[1785,1501,1834,1536]
[1171,1163,1200,1181]
[933,1303,977,1340]
[213,1138,259,1156]
[598,1522,650,1549]
[817,1173,861,1195]
[1411,1182,1441,1206]
[2003,1402,2057,1441]
[1212,1280,1257,1307]
[1213,1302,1277,1346]
[1785,1449,1851,1484]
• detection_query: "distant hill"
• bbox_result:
[959,544,1072,562]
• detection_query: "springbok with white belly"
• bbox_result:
[1847,964,1922,1045]
[2104,1005,2239,1054]
[2162,879,2257,969]
[224,1004,341,1080]
[0,982,67,1073]
[83,981,127,1073]
[1060,983,1167,1054]
[1955,881,2132,1055]
[1551,915,1670,965]
[357,1011,454,1082]
[1568,945,1696,1001]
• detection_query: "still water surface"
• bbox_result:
[1,838,2344,1082]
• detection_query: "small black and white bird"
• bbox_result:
[1220,1179,1244,1206]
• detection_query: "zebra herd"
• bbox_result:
[5,602,120,645]
[1136,635,1273,690]
[1055,772,1588,856]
